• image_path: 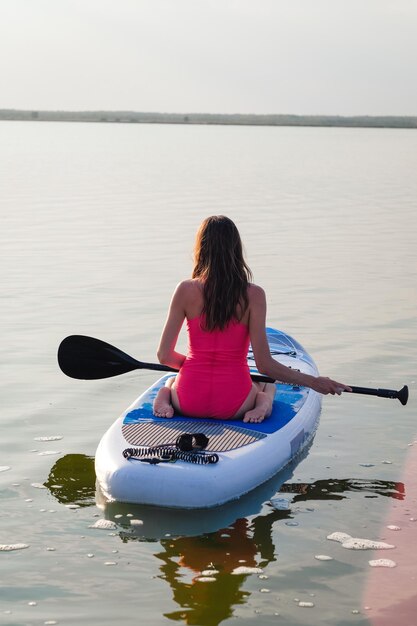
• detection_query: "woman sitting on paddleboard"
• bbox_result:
[153,215,350,423]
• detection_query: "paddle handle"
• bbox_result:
[348,384,408,405]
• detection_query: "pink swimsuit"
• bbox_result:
[175,315,252,419]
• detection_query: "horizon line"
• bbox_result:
[1,107,417,119]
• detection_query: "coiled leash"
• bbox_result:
[123,433,219,465]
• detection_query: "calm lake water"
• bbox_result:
[0,121,416,626]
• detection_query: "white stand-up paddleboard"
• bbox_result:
[95,328,321,509]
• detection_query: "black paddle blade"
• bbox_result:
[58,335,142,380]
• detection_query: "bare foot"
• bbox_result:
[153,387,175,418]
[242,391,272,423]
[243,407,267,423]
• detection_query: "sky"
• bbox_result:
[1,0,416,116]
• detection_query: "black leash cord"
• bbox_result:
[123,446,219,465]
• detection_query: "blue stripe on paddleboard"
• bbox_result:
[123,389,306,435]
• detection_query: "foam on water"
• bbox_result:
[89,519,117,530]
[326,532,351,543]
[196,576,216,582]
[0,466,11,472]
[38,451,60,456]
[327,532,395,550]
[270,496,293,510]
[0,543,29,551]
[368,559,397,568]
[342,538,395,550]
[314,555,333,561]
[34,436,63,441]
[231,566,263,575]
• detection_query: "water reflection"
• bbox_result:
[45,454,405,625]
[279,477,405,502]
[155,519,259,624]
[128,481,403,625]
[44,454,96,507]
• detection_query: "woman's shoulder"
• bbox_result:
[174,279,204,315]
[175,278,203,294]
[247,282,266,302]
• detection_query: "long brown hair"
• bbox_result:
[192,216,253,331]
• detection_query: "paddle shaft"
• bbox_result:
[108,359,408,402]
[140,364,407,402]
[139,360,274,384]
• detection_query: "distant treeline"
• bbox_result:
[1,109,416,128]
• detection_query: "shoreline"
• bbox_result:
[1,109,416,129]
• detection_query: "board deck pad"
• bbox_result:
[121,420,266,452]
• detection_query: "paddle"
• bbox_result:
[57,335,409,406]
